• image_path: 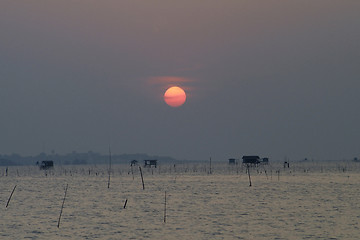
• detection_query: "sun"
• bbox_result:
[164,86,186,107]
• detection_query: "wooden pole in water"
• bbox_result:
[6,185,17,208]
[130,164,135,180]
[164,191,167,223]
[123,199,128,209]
[247,164,252,187]
[262,165,268,180]
[107,146,112,189]
[209,157,212,174]
[139,166,145,190]
[57,184,68,228]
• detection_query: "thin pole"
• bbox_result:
[277,170,280,181]
[262,165,268,180]
[57,184,68,228]
[209,157,212,174]
[6,185,17,208]
[108,146,111,189]
[139,166,145,190]
[123,199,128,209]
[131,164,134,180]
[164,191,167,223]
[247,164,252,187]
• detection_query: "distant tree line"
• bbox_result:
[0,151,178,166]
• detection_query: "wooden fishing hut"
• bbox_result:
[144,160,157,168]
[242,156,261,167]
[283,161,290,168]
[39,160,54,170]
[262,158,269,165]
[130,160,138,166]
[228,158,238,165]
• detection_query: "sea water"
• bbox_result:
[1,162,359,239]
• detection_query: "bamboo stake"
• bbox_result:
[130,165,134,180]
[107,146,112,189]
[57,184,68,228]
[139,166,145,190]
[209,157,212,174]
[107,174,111,189]
[262,165,268,180]
[164,191,167,223]
[6,185,17,208]
[247,164,252,187]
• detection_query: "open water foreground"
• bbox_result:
[1,161,360,239]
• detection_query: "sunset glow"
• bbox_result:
[164,86,186,107]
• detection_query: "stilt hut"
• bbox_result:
[262,158,269,165]
[242,156,261,167]
[144,160,157,168]
[39,160,54,170]
[228,158,238,165]
[130,160,138,166]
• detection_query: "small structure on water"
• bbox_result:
[262,158,269,165]
[228,158,238,165]
[144,159,157,168]
[38,160,54,170]
[284,161,290,168]
[130,160,138,166]
[242,156,261,166]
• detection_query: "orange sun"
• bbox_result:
[164,86,186,107]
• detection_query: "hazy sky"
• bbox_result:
[1,1,359,161]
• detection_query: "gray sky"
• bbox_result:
[1,1,359,161]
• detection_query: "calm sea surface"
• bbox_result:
[1,162,359,239]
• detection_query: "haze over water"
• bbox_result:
[1,1,360,161]
[1,1,360,238]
